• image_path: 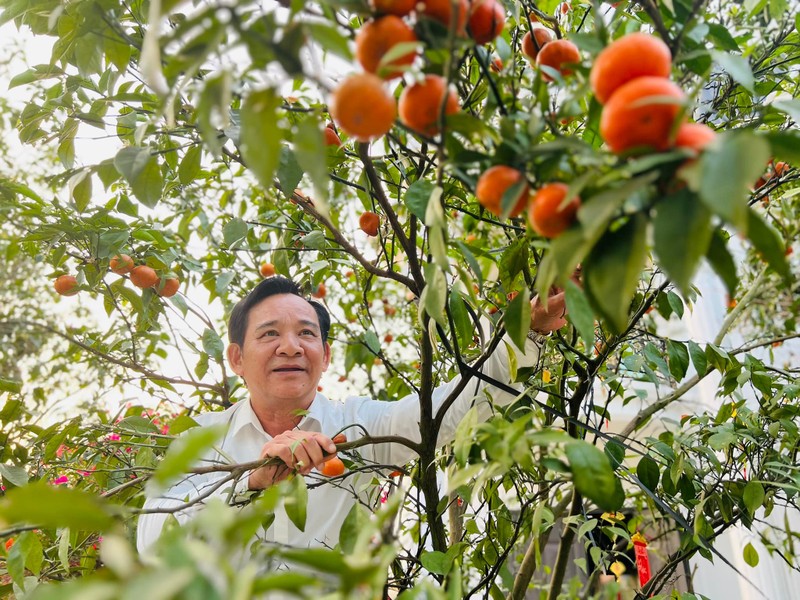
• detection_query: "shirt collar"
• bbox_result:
[228,394,328,438]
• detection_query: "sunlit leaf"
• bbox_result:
[0,483,115,531]
[565,440,623,511]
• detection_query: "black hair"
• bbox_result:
[227,276,331,347]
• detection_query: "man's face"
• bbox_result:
[227,293,330,410]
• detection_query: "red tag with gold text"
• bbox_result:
[632,532,651,588]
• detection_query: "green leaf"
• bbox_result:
[765,130,800,165]
[339,504,372,554]
[277,147,304,197]
[746,209,790,281]
[363,331,381,355]
[743,542,760,567]
[18,531,43,577]
[653,189,713,295]
[223,217,249,248]
[147,425,226,493]
[504,287,531,350]
[604,439,625,471]
[698,131,770,230]
[284,476,308,532]
[240,88,282,189]
[688,340,708,377]
[565,440,623,511]
[449,289,473,351]
[584,214,647,334]
[279,547,347,574]
[743,481,765,515]
[420,551,450,575]
[636,456,660,491]
[202,328,224,361]
[303,22,352,60]
[564,279,595,348]
[178,145,202,185]
[666,340,690,381]
[0,482,115,531]
[294,119,329,203]
[707,24,741,51]
[405,180,436,221]
[117,416,159,435]
[711,51,754,92]
[706,228,738,297]
[197,72,232,156]
[0,464,28,487]
[113,146,163,208]
[0,378,21,394]
[419,264,448,327]
[707,430,736,450]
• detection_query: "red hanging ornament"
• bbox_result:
[632,532,652,589]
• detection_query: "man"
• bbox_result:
[136,276,567,553]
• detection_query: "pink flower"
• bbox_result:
[160,424,170,434]
[106,433,121,442]
[53,476,69,485]
[56,445,69,458]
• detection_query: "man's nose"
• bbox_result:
[276,334,303,355]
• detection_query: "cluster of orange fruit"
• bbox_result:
[475,165,580,238]
[520,19,581,82]
[54,255,180,298]
[591,32,716,156]
[473,31,725,240]
[329,0,511,142]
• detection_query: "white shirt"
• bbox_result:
[136,334,542,554]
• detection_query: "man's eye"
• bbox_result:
[301,330,316,336]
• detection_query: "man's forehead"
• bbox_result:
[249,294,320,326]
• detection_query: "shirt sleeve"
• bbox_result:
[349,330,543,468]
[136,465,252,554]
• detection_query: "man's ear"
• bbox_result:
[227,343,244,376]
[322,342,331,372]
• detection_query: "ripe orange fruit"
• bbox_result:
[129,265,159,289]
[560,2,570,14]
[156,277,180,298]
[599,76,686,154]
[332,433,347,445]
[384,333,394,343]
[329,73,397,142]
[355,15,418,80]
[590,32,672,105]
[398,74,460,136]
[467,0,505,45]
[674,122,716,156]
[490,56,503,72]
[54,274,79,296]
[359,211,381,236]
[536,38,581,81]
[475,165,529,217]
[371,0,416,16]
[321,456,346,477]
[312,282,327,298]
[323,126,342,147]
[521,27,553,62]
[109,254,134,275]
[260,262,276,277]
[421,0,468,32]
[528,183,581,238]
[772,161,790,177]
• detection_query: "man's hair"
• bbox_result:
[228,276,331,347]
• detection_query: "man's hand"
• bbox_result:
[248,431,338,490]
[530,286,568,334]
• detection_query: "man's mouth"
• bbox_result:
[273,367,305,372]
